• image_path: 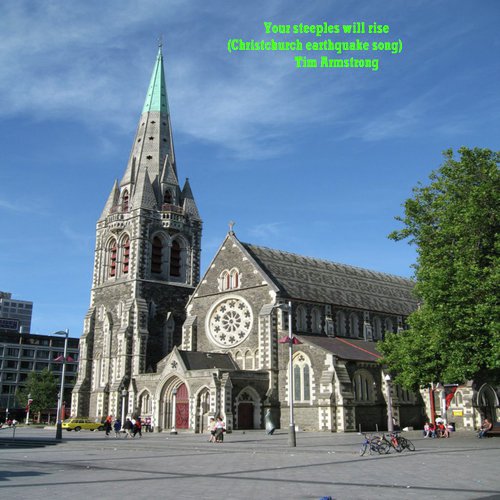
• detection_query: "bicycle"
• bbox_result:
[359,433,382,456]
[389,431,416,452]
[359,433,390,456]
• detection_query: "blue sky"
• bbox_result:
[1,0,498,338]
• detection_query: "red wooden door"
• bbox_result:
[175,383,189,429]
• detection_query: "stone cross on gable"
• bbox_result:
[228,220,235,234]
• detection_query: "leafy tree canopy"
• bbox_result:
[378,147,499,389]
[17,368,59,415]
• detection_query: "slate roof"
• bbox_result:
[178,351,239,370]
[241,242,417,316]
[299,335,382,362]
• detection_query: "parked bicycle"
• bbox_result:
[359,433,387,456]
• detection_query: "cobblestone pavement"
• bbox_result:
[1,427,499,500]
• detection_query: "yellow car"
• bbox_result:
[62,418,104,432]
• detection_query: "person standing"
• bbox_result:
[264,409,276,435]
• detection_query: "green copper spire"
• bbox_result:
[142,45,169,114]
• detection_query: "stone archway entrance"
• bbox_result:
[477,384,498,422]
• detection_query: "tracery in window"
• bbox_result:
[353,370,375,402]
[292,352,312,402]
[219,268,240,291]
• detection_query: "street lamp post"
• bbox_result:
[25,393,32,425]
[274,301,296,447]
[121,389,128,428]
[384,374,394,432]
[170,387,178,435]
[54,329,69,440]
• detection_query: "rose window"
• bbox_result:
[207,297,253,347]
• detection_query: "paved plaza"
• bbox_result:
[1,427,499,500]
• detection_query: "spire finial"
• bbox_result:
[158,35,163,52]
[229,220,235,234]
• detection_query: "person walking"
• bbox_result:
[104,415,113,437]
[214,416,225,443]
[133,417,142,438]
[113,418,122,438]
[123,417,133,438]
[207,417,216,442]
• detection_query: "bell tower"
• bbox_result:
[72,46,202,419]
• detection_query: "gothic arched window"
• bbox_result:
[151,236,163,274]
[293,353,312,402]
[170,240,181,277]
[163,189,172,204]
[295,305,307,332]
[336,311,346,336]
[245,350,254,370]
[373,316,382,339]
[108,239,117,277]
[385,318,394,334]
[353,371,375,402]
[311,308,322,334]
[349,312,360,338]
[122,237,130,274]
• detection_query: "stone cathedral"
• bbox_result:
[73,48,497,433]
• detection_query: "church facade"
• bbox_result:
[72,48,497,433]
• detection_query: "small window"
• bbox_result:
[151,237,163,274]
[122,190,129,212]
[170,240,181,277]
[164,190,172,204]
[122,237,130,274]
[109,239,117,277]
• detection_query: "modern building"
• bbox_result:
[0,291,33,334]
[0,331,79,417]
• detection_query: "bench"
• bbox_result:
[487,423,500,437]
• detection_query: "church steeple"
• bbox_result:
[118,45,177,210]
[73,45,203,420]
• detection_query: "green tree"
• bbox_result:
[378,147,499,388]
[16,369,59,417]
